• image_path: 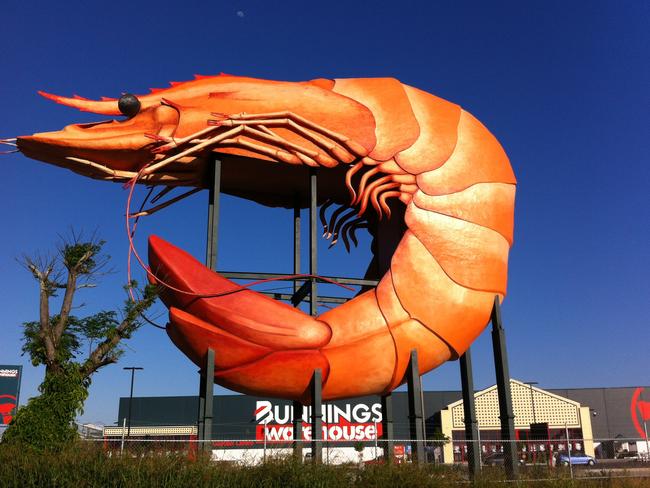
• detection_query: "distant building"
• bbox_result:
[104,380,650,464]
[439,379,595,462]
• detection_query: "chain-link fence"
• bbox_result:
[87,434,650,480]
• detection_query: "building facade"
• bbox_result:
[105,381,650,464]
[440,379,595,463]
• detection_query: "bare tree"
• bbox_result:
[3,233,157,448]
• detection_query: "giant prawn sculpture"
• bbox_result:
[8,75,516,402]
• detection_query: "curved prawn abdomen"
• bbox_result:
[381,89,516,383]
[321,81,516,394]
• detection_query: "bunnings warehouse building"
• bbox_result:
[104,379,650,464]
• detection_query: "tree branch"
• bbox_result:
[24,259,58,370]
[80,320,129,378]
[53,270,78,346]
[80,291,156,378]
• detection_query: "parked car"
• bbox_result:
[616,451,641,461]
[483,453,525,466]
[556,452,596,466]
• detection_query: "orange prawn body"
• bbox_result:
[17,75,516,402]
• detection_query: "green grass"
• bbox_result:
[0,443,647,487]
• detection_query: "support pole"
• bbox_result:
[381,394,395,463]
[199,157,220,450]
[293,401,303,459]
[202,348,215,452]
[460,348,481,477]
[293,200,301,294]
[206,158,221,271]
[291,200,304,459]
[407,349,425,465]
[491,296,518,478]
[310,369,323,463]
[197,371,205,444]
[309,169,318,316]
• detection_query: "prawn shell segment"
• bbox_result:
[405,204,510,295]
[319,291,396,400]
[389,231,496,357]
[376,271,454,391]
[412,183,516,244]
[395,85,461,174]
[416,110,516,196]
[333,78,420,161]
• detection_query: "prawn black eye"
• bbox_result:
[118,93,141,118]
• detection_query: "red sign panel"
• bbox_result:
[254,400,383,442]
[0,366,22,425]
[631,387,650,439]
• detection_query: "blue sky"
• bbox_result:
[0,0,648,426]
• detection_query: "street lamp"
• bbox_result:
[123,367,143,438]
[524,382,539,424]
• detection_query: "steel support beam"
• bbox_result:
[309,169,318,316]
[491,296,518,478]
[205,158,221,271]
[293,201,301,292]
[202,348,215,451]
[460,348,481,477]
[310,369,323,463]
[290,281,311,307]
[197,374,205,443]
[220,271,378,287]
[407,349,425,465]
[199,156,220,450]
[381,394,395,463]
[292,400,303,459]
[291,201,304,460]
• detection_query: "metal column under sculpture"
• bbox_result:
[381,394,394,463]
[309,169,318,317]
[460,348,481,477]
[198,348,215,451]
[491,296,518,478]
[310,369,323,463]
[292,200,303,459]
[292,401,303,458]
[407,349,425,465]
[198,158,221,448]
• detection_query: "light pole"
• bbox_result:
[123,367,143,438]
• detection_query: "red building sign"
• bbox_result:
[0,366,22,425]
